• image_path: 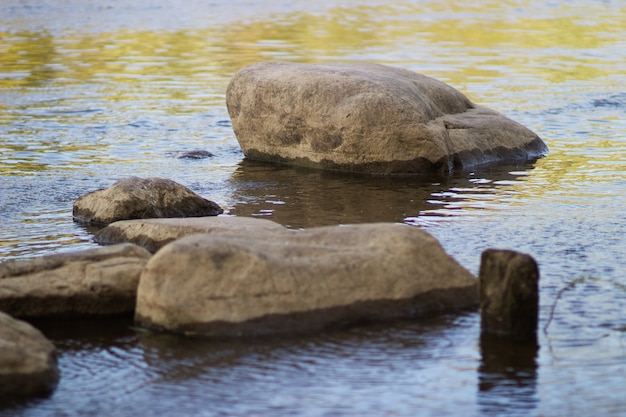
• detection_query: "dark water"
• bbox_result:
[1,0,626,415]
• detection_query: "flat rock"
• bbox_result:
[94,216,288,253]
[226,62,548,174]
[73,176,223,226]
[135,223,478,338]
[0,244,151,318]
[0,311,59,400]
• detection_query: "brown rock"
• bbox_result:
[94,216,287,253]
[0,244,151,318]
[226,62,548,174]
[73,176,223,226]
[135,223,478,338]
[479,249,539,344]
[0,311,59,400]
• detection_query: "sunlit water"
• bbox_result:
[1,1,625,416]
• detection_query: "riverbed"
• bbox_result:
[1,1,625,415]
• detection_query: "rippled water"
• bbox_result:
[1,0,626,416]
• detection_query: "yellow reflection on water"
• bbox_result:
[0,0,624,188]
[1,1,624,86]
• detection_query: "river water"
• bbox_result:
[1,0,625,415]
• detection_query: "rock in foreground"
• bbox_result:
[94,216,287,253]
[226,62,548,174]
[0,311,59,400]
[135,223,478,338]
[0,244,151,318]
[73,176,223,226]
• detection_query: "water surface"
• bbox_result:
[1,0,626,415]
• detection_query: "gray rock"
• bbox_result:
[73,176,223,226]
[94,216,288,253]
[0,311,59,400]
[0,244,151,318]
[135,223,478,338]
[176,150,214,159]
[226,62,548,174]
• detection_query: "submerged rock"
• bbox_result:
[0,244,151,318]
[0,311,59,400]
[175,150,214,159]
[94,216,287,253]
[73,176,223,226]
[226,62,548,174]
[135,223,478,338]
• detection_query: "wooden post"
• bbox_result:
[479,249,539,344]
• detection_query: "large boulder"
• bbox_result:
[0,244,151,318]
[226,62,548,174]
[0,311,59,400]
[135,223,478,338]
[73,176,223,226]
[94,216,287,253]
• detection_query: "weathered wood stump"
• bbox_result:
[479,249,539,344]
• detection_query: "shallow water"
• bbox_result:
[1,0,626,415]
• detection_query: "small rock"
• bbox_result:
[479,249,539,344]
[73,176,223,226]
[0,243,151,318]
[94,216,287,253]
[176,150,214,159]
[135,223,478,338]
[0,311,59,400]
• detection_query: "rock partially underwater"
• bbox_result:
[73,176,223,226]
[0,244,151,318]
[135,223,478,338]
[226,62,548,175]
[0,311,59,400]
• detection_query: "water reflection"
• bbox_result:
[227,159,540,228]
[478,334,539,416]
[2,0,626,415]
[5,314,480,417]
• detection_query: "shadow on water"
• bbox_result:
[478,334,539,416]
[226,158,540,228]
